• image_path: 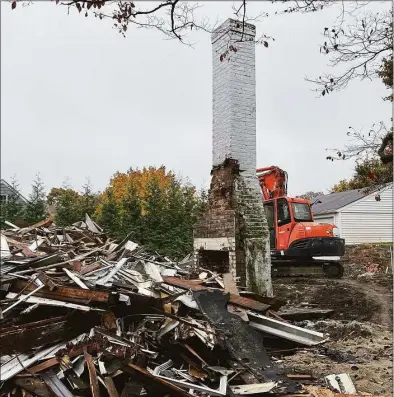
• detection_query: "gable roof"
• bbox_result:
[0,179,29,204]
[311,188,368,215]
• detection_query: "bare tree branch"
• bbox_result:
[326,122,393,164]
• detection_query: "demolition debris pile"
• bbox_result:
[0,216,375,396]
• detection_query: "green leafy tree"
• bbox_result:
[24,174,47,224]
[0,176,25,225]
[47,180,83,226]
[331,157,393,193]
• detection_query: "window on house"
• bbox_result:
[0,194,8,204]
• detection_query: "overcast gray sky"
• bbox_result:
[2,1,391,197]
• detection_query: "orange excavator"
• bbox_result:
[256,166,345,278]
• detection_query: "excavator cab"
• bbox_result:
[257,166,345,278]
[263,196,345,276]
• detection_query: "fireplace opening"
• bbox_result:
[198,250,229,274]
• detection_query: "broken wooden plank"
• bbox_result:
[25,342,102,374]
[85,214,102,234]
[62,268,89,290]
[222,272,239,295]
[16,246,106,275]
[104,377,119,397]
[3,283,45,315]
[9,280,114,304]
[14,377,53,397]
[162,276,270,312]
[41,371,74,397]
[84,347,100,397]
[28,238,45,253]
[5,221,20,230]
[0,342,65,381]
[222,273,248,321]
[79,262,102,275]
[1,233,12,259]
[5,293,104,312]
[19,217,53,234]
[122,361,192,397]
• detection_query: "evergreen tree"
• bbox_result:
[119,182,142,242]
[96,166,208,259]
[141,176,166,252]
[79,178,98,218]
[99,188,120,238]
[24,174,47,224]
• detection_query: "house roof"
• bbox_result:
[311,188,368,215]
[0,179,29,204]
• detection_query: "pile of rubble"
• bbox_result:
[0,216,373,396]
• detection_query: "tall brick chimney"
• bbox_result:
[194,19,272,296]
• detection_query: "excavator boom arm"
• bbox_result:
[256,166,288,200]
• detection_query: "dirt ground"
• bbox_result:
[272,249,393,396]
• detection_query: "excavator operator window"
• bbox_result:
[277,198,291,226]
[263,202,274,229]
[291,203,313,222]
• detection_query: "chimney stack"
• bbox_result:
[193,19,272,296]
[212,19,257,173]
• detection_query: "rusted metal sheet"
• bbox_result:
[10,280,114,304]
[0,316,68,354]
[163,276,270,312]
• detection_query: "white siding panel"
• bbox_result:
[339,186,393,244]
[314,216,335,225]
[340,185,393,213]
[341,212,393,244]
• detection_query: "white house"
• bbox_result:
[312,183,393,245]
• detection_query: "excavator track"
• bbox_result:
[271,259,344,279]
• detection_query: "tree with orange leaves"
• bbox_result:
[96,166,205,258]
